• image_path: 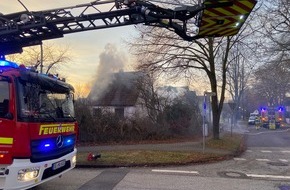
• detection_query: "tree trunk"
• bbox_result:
[209,37,230,140]
[208,37,221,139]
[211,84,220,140]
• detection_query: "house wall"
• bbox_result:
[93,106,115,114]
[92,105,147,119]
[124,106,136,118]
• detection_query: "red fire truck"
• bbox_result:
[260,106,284,129]
[0,59,77,189]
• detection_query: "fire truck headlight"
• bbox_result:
[72,155,77,165]
[18,167,40,181]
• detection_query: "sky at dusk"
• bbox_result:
[1,0,196,97]
[0,0,139,95]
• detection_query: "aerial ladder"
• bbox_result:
[0,0,256,56]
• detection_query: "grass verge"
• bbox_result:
[206,133,244,151]
[76,133,244,168]
[76,151,226,167]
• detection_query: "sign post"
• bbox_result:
[228,102,236,137]
[203,91,216,153]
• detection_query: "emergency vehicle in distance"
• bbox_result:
[0,59,77,189]
[260,106,284,129]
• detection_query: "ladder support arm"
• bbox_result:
[0,0,256,55]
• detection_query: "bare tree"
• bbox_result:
[242,0,290,109]
[130,20,258,139]
[128,0,260,139]
[7,43,71,75]
[136,71,164,125]
[259,0,289,65]
[243,87,267,115]
[252,62,290,106]
[226,45,256,122]
[263,0,289,49]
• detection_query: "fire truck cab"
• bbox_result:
[0,59,77,190]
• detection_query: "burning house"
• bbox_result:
[88,71,146,119]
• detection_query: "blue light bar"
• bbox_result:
[0,60,19,68]
[44,144,51,147]
[64,138,73,146]
[39,140,54,152]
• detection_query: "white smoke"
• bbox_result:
[89,43,127,100]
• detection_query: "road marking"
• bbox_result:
[246,128,290,136]
[279,159,289,162]
[256,159,270,162]
[234,158,246,161]
[247,174,290,180]
[246,150,290,154]
[261,150,272,153]
[234,158,289,163]
[152,169,199,175]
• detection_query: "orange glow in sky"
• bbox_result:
[1,0,138,96]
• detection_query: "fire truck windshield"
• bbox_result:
[16,74,75,122]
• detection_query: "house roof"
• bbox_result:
[91,71,143,107]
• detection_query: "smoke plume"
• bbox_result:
[88,43,127,100]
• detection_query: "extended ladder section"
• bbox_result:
[0,0,256,55]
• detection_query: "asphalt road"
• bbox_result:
[34,124,290,190]
[246,126,290,147]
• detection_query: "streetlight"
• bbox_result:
[203,91,216,153]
